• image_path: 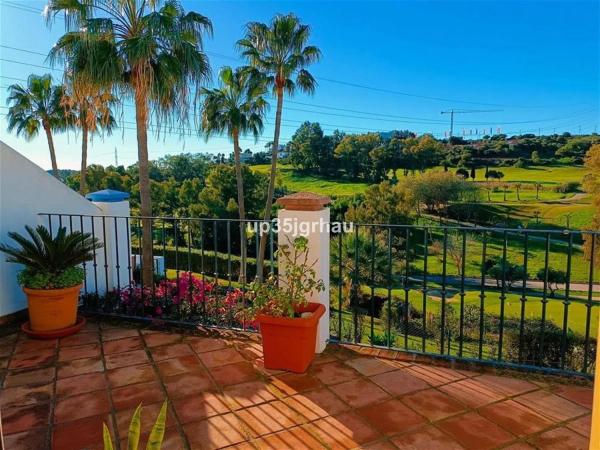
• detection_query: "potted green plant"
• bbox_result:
[247,236,325,373]
[0,225,102,334]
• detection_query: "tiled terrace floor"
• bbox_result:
[0,320,594,450]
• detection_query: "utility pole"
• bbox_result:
[441,109,503,138]
[114,146,119,166]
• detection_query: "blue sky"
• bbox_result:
[0,0,598,170]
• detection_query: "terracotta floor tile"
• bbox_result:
[501,443,536,450]
[329,378,390,408]
[401,388,466,421]
[9,349,55,370]
[198,347,246,368]
[237,342,263,361]
[344,357,400,376]
[173,391,231,423]
[58,343,101,362]
[186,336,229,353]
[310,361,359,385]
[156,354,204,377]
[357,399,425,436]
[307,412,380,449]
[60,332,100,347]
[57,356,103,379]
[54,390,111,423]
[370,369,430,396]
[184,413,251,449]
[55,372,107,398]
[437,412,514,450]
[311,352,339,365]
[111,381,166,410]
[567,414,592,437]
[528,427,589,450]
[284,387,350,421]
[143,332,182,347]
[209,361,260,387]
[0,382,53,408]
[251,426,324,450]
[1,403,50,435]
[3,366,55,387]
[14,338,57,354]
[402,364,465,386]
[551,384,594,409]
[223,380,278,410]
[390,424,464,450]
[3,429,49,450]
[163,371,215,398]
[107,363,157,387]
[150,342,193,361]
[270,372,323,396]
[105,349,149,369]
[474,374,538,396]
[52,413,112,450]
[103,336,144,354]
[438,378,505,408]
[361,440,398,450]
[119,426,182,450]
[101,327,139,341]
[114,401,175,438]
[514,390,589,422]
[236,400,305,436]
[479,399,554,437]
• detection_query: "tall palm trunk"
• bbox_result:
[233,130,247,283]
[256,87,284,281]
[43,120,59,178]
[134,84,154,288]
[80,124,88,195]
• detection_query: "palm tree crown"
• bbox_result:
[200,66,268,141]
[6,73,66,177]
[237,13,321,95]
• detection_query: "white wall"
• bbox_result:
[0,141,108,317]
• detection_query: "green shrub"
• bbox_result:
[554,181,580,193]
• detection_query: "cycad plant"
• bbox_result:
[6,74,67,178]
[237,13,321,280]
[46,0,213,287]
[0,225,102,289]
[103,401,167,450]
[200,66,268,282]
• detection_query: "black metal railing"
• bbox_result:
[329,223,599,377]
[40,213,278,332]
[40,213,599,377]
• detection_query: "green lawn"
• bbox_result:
[252,164,368,196]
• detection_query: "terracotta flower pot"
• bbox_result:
[257,302,325,373]
[23,284,82,332]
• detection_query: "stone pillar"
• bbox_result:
[87,189,131,292]
[276,192,331,353]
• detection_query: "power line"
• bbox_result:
[1,46,597,127]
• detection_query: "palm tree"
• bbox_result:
[200,66,268,282]
[62,82,117,194]
[237,13,321,280]
[46,0,212,286]
[6,74,66,178]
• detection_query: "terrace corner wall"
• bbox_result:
[0,141,103,317]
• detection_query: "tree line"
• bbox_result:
[285,121,599,183]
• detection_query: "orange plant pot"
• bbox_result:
[257,302,325,373]
[23,284,82,332]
